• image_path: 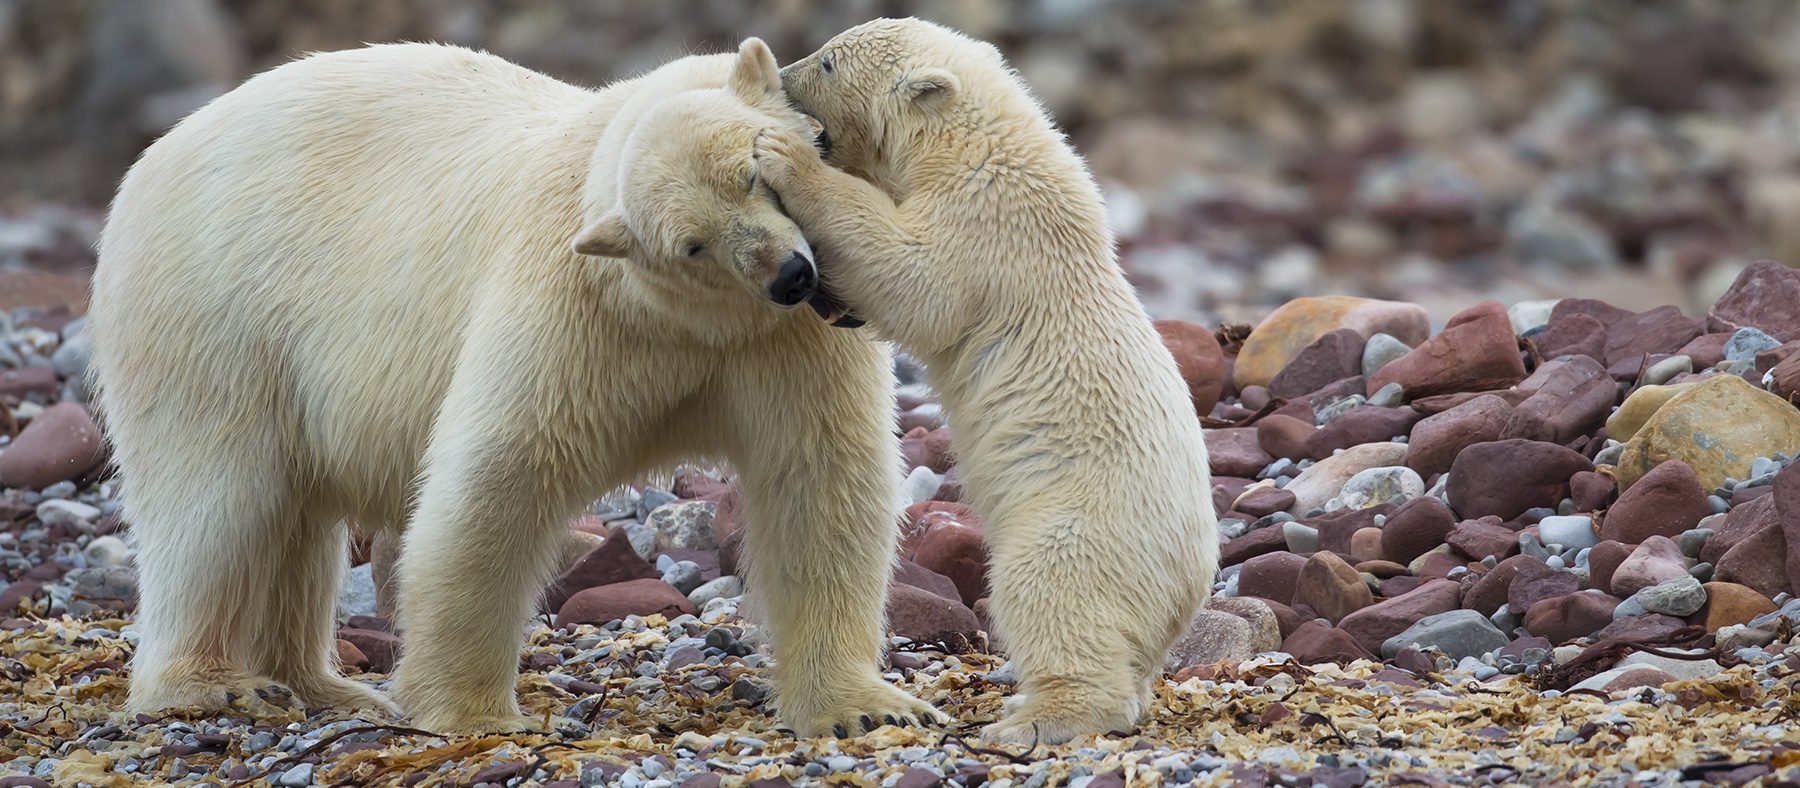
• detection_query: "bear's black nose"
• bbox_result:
[770,253,816,306]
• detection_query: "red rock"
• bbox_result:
[337,628,399,673]
[1446,439,1592,521]
[714,481,745,575]
[335,639,370,672]
[900,427,955,473]
[1446,518,1521,562]
[0,366,57,399]
[1569,472,1616,513]
[1700,493,1777,565]
[1550,298,1633,329]
[1337,579,1461,654]
[894,559,961,602]
[1507,560,1581,613]
[1610,536,1689,598]
[1587,540,1634,596]
[556,578,695,627]
[1707,260,1800,341]
[1599,459,1711,544]
[0,580,42,614]
[1675,333,1732,369]
[1408,388,1532,415]
[1255,414,1315,460]
[1220,524,1288,567]
[1205,427,1273,478]
[1464,555,1543,617]
[1380,575,1423,597]
[1238,552,1307,605]
[541,528,660,614]
[1235,486,1296,518]
[885,583,979,648]
[1156,319,1227,417]
[1523,592,1621,643]
[1501,356,1618,445]
[1307,503,1393,554]
[910,518,988,607]
[1534,312,1607,361]
[1269,329,1365,400]
[1600,666,1677,693]
[1592,613,1684,643]
[1349,527,1386,563]
[1414,551,1464,580]
[1699,581,1777,630]
[1282,619,1376,666]
[1355,559,1409,578]
[0,403,105,490]
[1772,355,1800,402]
[1380,496,1458,564]
[933,467,964,502]
[1604,305,1704,367]
[1303,405,1421,460]
[1293,552,1372,623]
[1211,477,1254,519]
[1369,301,1526,399]
[1713,516,1791,598]
[899,502,978,555]
[1405,394,1512,477]
[1777,462,1800,591]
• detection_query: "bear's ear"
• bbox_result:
[730,37,782,102]
[570,211,634,258]
[900,68,959,108]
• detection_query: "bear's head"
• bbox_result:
[572,39,824,313]
[778,18,1003,180]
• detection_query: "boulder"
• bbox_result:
[1404,394,1512,477]
[1234,296,1430,389]
[1599,459,1711,544]
[1268,328,1366,400]
[1155,319,1226,417]
[1615,375,1800,492]
[1446,439,1592,521]
[1368,301,1526,399]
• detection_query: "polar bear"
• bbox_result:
[757,19,1218,743]
[89,39,941,736]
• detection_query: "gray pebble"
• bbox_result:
[1362,333,1412,377]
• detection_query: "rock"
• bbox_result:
[1155,319,1226,417]
[1604,305,1704,367]
[1537,515,1596,550]
[0,366,57,399]
[1570,472,1616,512]
[1572,665,1677,694]
[1361,333,1412,378]
[1587,540,1634,596]
[1284,442,1410,514]
[1381,497,1457,564]
[1446,518,1519,562]
[1534,312,1608,361]
[1676,333,1732,369]
[1617,650,1725,681]
[1381,609,1508,660]
[1725,327,1782,362]
[1220,523,1289,567]
[1292,552,1372,623]
[1615,375,1800,492]
[1308,503,1391,553]
[1234,296,1430,390]
[1304,406,1421,459]
[1629,574,1706,617]
[1604,383,1691,443]
[37,499,99,532]
[1697,582,1776,629]
[909,517,988,607]
[1523,592,1621,643]
[0,403,104,490]
[1269,329,1365,400]
[900,427,955,473]
[1592,613,1684,643]
[1598,459,1711,545]
[1337,579,1461,655]
[1234,486,1296,518]
[1508,300,1559,335]
[1712,515,1791,597]
[1500,356,1617,444]
[1205,427,1274,478]
[1707,260,1800,341]
[1166,609,1262,668]
[1772,354,1800,402]
[1211,478,1254,520]
[1447,440,1592,521]
[1640,355,1692,386]
[901,466,942,504]
[1282,619,1376,666]
[1255,414,1316,460]
[884,583,979,648]
[542,529,660,614]
[1238,552,1307,605]
[661,560,703,595]
[645,499,719,551]
[336,628,398,673]
[1611,537,1690,598]
[1335,466,1423,510]
[66,566,136,602]
[687,575,744,608]
[556,578,696,627]
[1209,597,1282,648]
[1464,555,1543,617]
[334,639,370,672]
[1507,561,1581,612]
[81,535,130,568]
[1405,394,1512,477]
[1369,301,1526,399]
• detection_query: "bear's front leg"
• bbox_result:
[721,326,947,736]
[389,406,586,734]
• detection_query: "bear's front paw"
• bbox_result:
[789,682,949,738]
[754,129,827,191]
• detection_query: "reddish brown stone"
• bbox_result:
[1707,260,1800,341]
[1405,394,1512,477]
[556,579,696,627]
[1599,459,1711,544]
[1282,619,1376,666]
[1205,427,1274,478]
[1269,329,1365,400]
[1369,301,1526,399]
[1255,414,1315,460]
[1446,439,1592,521]
[1337,579,1461,654]
[1523,592,1621,643]
[1292,552,1373,623]
[1304,405,1422,460]
[1238,551,1307,606]
[1381,497,1457,564]
[1156,319,1227,417]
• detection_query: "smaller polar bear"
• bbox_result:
[759,19,1219,743]
[90,39,940,736]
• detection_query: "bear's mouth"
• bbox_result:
[805,261,863,329]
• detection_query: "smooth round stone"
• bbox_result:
[1676,528,1712,558]
[1338,465,1424,509]
[1362,333,1413,378]
[1283,522,1320,553]
[1724,327,1780,362]
[1642,355,1692,386]
[1537,515,1597,551]
[1367,381,1406,407]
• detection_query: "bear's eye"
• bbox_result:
[821,54,833,75]
[686,243,704,257]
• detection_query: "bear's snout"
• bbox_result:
[769,252,818,306]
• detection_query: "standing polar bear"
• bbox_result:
[89,39,941,736]
[758,19,1218,743]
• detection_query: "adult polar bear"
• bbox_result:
[89,39,941,735]
[758,19,1218,743]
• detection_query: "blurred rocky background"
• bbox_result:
[5,0,1800,324]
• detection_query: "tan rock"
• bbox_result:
[1615,375,1800,492]
[1233,296,1429,389]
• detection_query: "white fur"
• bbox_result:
[89,40,938,735]
[761,18,1218,743]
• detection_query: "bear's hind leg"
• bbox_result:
[249,511,397,716]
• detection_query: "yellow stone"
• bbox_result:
[1604,383,1694,443]
[1615,374,1800,492]
[1233,296,1430,390]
